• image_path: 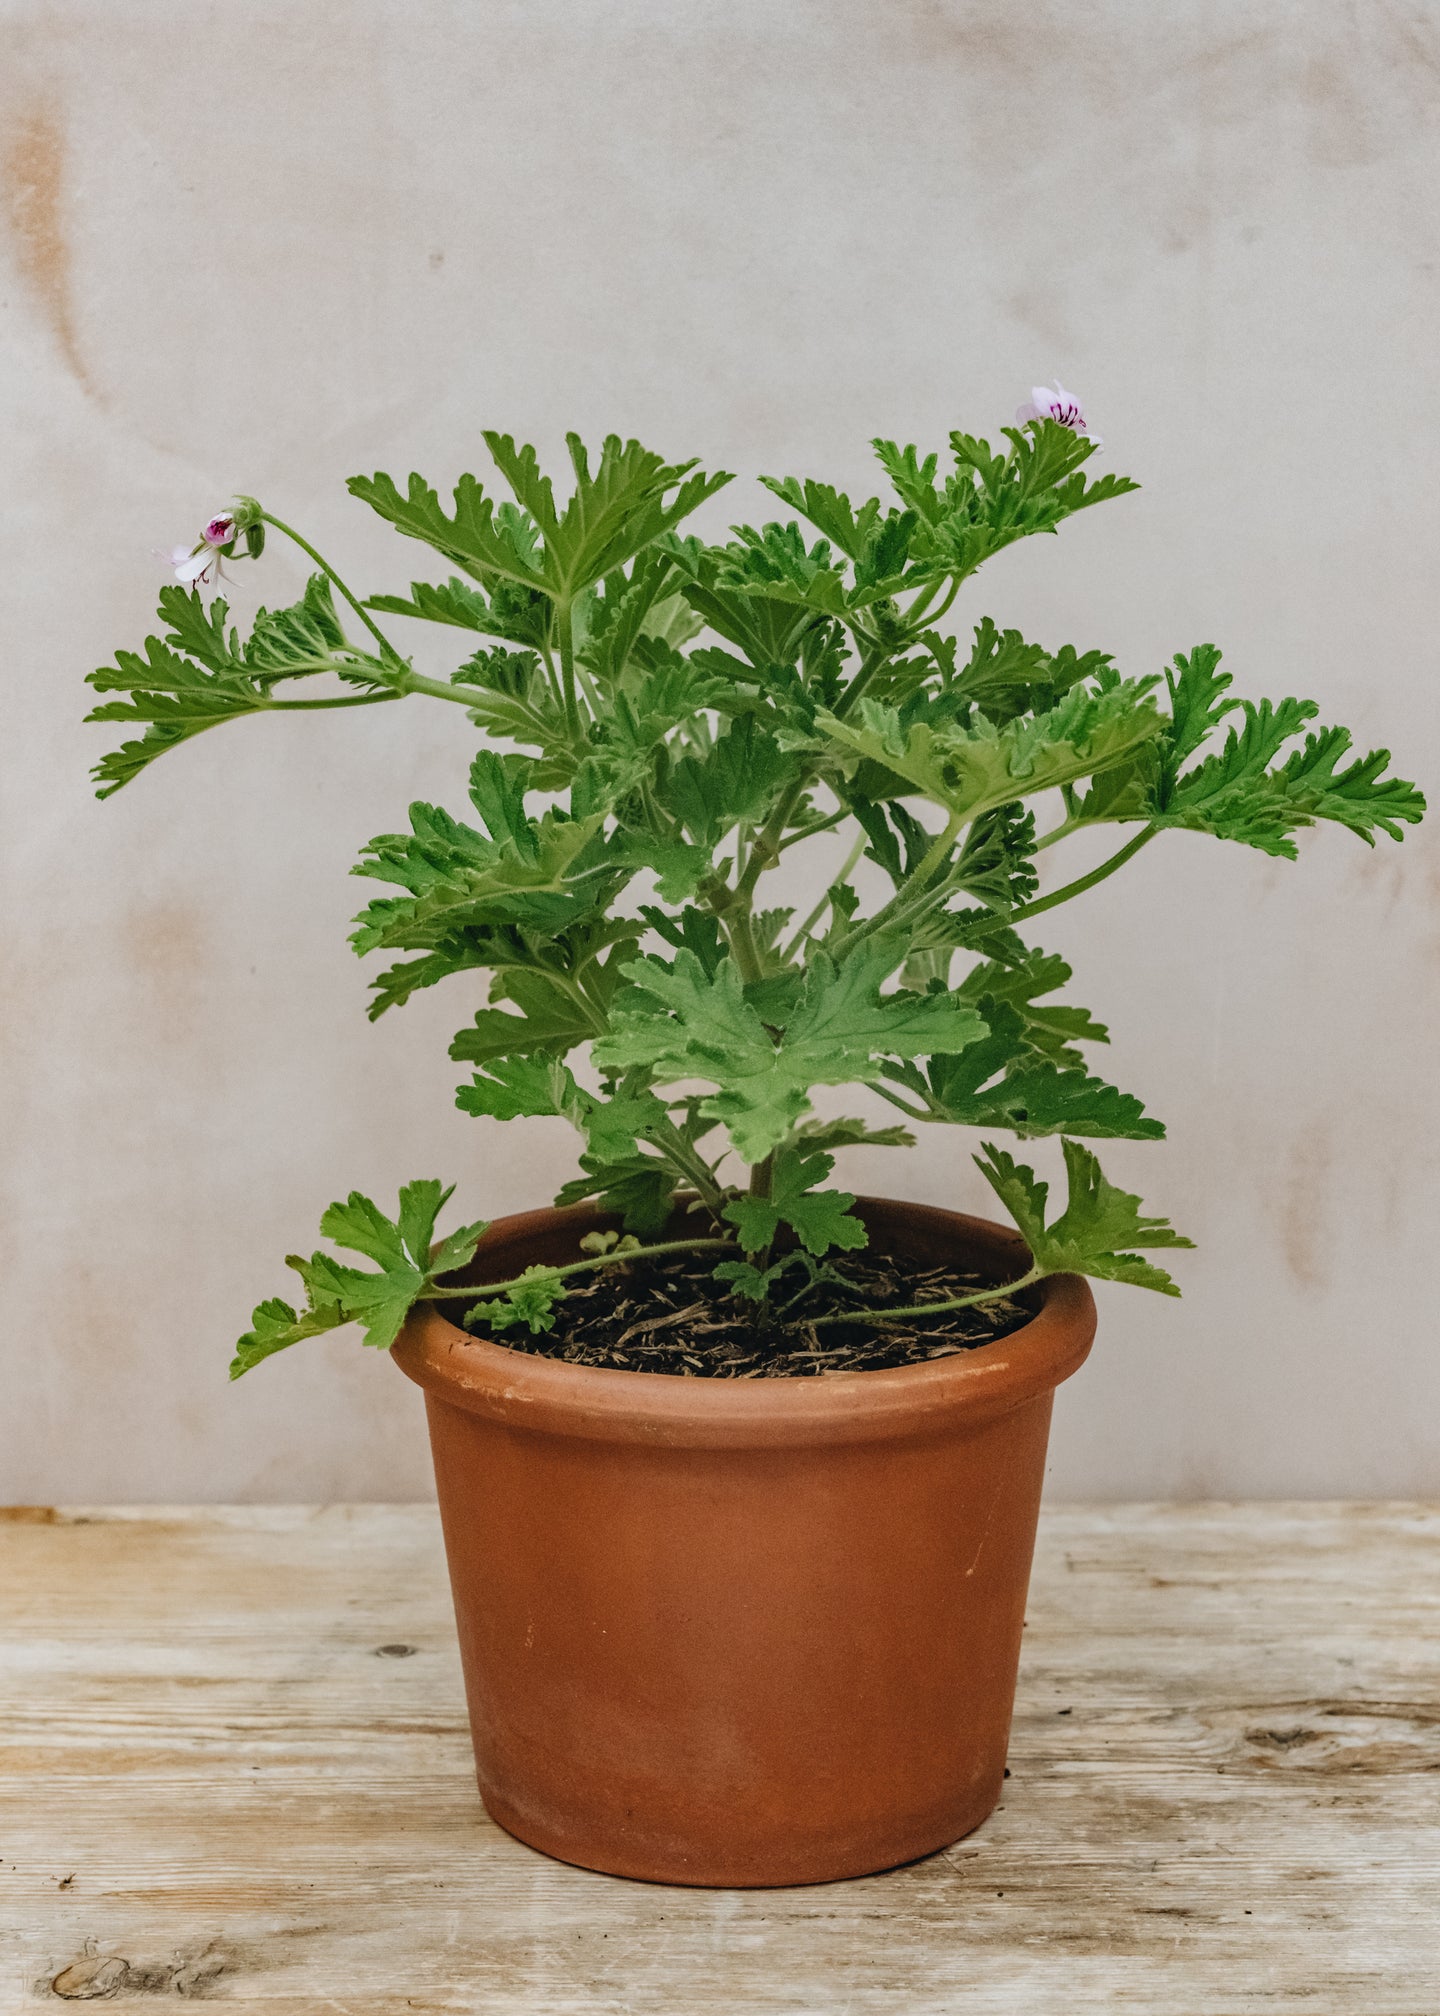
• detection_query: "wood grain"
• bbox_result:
[1,1503,1436,2012]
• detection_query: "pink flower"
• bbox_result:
[163,511,239,590]
[1015,382,1099,443]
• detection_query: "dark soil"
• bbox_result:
[462,1246,1035,1378]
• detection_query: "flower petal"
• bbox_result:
[173,549,212,583]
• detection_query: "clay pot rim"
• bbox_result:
[392,1196,1096,1449]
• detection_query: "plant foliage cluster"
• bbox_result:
[86,418,1424,1376]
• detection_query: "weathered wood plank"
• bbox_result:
[1,1502,1436,2012]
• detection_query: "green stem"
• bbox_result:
[537,637,568,715]
[401,668,509,710]
[647,1128,727,1213]
[832,810,961,957]
[259,512,401,664]
[735,779,811,903]
[778,807,847,852]
[831,636,895,722]
[555,598,584,739]
[729,910,766,986]
[1034,816,1083,852]
[1009,825,1157,926]
[781,828,868,960]
[265,693,400,712]
[424,1236,739,1300]
[538,964,607,1033]
[870,1080,933,1122]
[809,1266,1043,1330]
[914,576,960,634]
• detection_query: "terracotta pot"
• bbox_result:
[392,1196,1095,1887]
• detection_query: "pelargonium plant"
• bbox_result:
[87,402,1424,1376]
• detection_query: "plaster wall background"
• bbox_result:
[2,0,1438,1502]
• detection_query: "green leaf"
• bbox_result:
[1078,646,1427,857]
[951,617,1112,727]
[756,477,884,560]
[466,1265,567,1335]
[553,1154,677,1234]
[354,439,727,614]
[756,476,919,593]
[792,1115,916,1152]
[576,550,701,688]
[347,470,549,594]
[1270,728,1426,844]
[455,1054,584,1123]
[639,904,729,978]
[446,644,573,764]
[350,800,612,968]
[715,522,854,619]
[85,580,392,795]
[594,941,986,1162]
[230,1180,488,1377]
[712,1256,791,1301]
[815,677,1165,823]
[368,576,496,630]
[954,940,1106,1050]
[658,716,790,847]
[449,982,598,1065]
[484,432,733,598]
[1145,654,1427,854]
[849,797,932,886]
[722,1146,869,1256]
[922,1005,1164,1140]
[975,1140,1192,1296]
[367,575,553,648]
[871,421,1139,587]
[950,802,1039,911]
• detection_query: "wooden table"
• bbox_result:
[2,1503,1436,2012]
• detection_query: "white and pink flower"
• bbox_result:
[1015,382,1098,442]
[163,512,240,590]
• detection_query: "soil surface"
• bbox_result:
[461,1245,1034,1377]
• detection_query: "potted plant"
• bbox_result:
[88,389,1424,1886]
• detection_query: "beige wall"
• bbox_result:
[2,0,1438,1503]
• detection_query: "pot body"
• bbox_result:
[392,1197,1095,1886]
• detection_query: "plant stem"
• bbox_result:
[264,692,401,712]
[778,807,847,852]
[781,828,868,960]
[1009,824,1157,926]
[729,909,766,985]
[259,512,402,664]
[424,1236,739,1300]
[915,576,960,633]
[832,810,961,957]
[870,1080,934,1122]
[831,634,897,722]
[401,668,509,709]
[555,598,584,739]
[647,1128,727,1213]
[808,1267,1043,1330]
[536,637,567,716]
[1034,816,1083,852]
